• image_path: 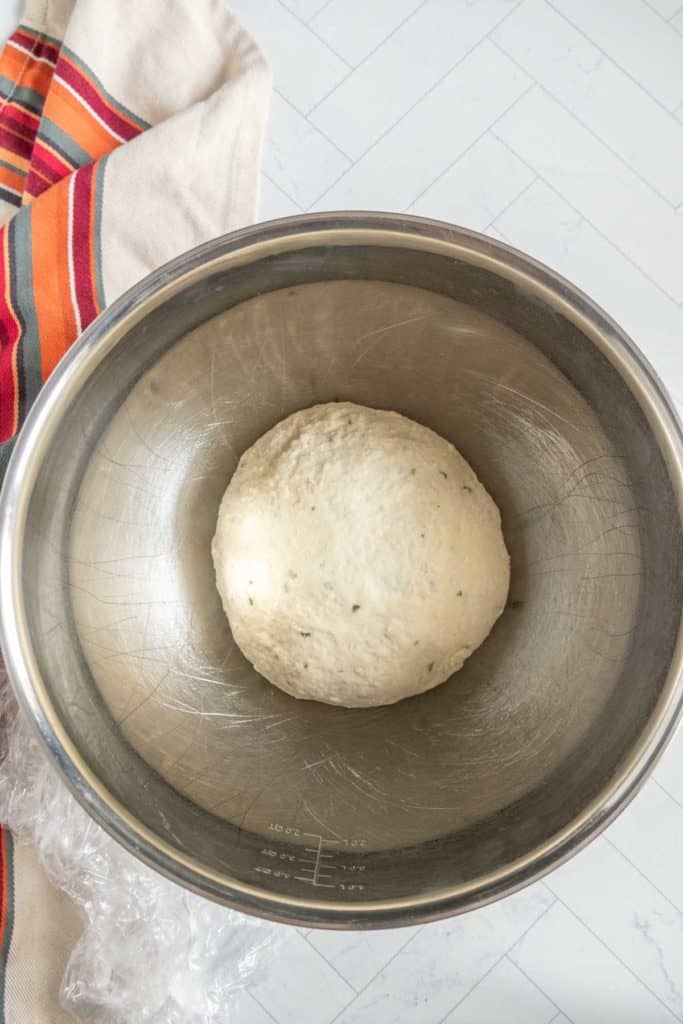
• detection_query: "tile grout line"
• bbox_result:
[306,0,335,22]
[505,896,559,963]
[488,36,683,210]
[247,988,281,1024]
[488,220,512,239]
[545,891,683,1022]
[261,170,305,212]
[508,956,573,1024]
[404,80,535,212]
[490,128,683,307]
[641,0,680,25]
[475,0,529,53]
[305,0,431,117]
[308,30,531,209]
[325,925,428,1024]
[435,952,509,1024]
[602,832,683,915]
[481,174,539,231]
[641,0,665,20]
[653,776,683,815]
[274,0,353,68]
[433,894,559,1024]
[300,932,360,995]
[545,0,683,116]
[274,87,355,162]
[484,0,529,38]
[308,0,526,136]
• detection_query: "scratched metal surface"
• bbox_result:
[68,281,638,852]
[13,222,681,921]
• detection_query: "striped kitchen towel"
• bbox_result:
[0,1,270,1019]
[0,0,270,472]
[0,831,82,1024]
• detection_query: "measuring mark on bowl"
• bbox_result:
[257,824,368,891]
[295,834,340,888]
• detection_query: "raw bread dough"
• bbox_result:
[212,403,510,707]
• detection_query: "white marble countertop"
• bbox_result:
[3,1,683,1021]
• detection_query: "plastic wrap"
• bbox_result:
[0,674,281,1024]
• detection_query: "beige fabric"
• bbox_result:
[4,840,82,1024]
[0,0,270,1019]
[22,0,75,39]
[100,6,269,301]
[63,0,258,124]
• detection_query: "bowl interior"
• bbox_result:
[18,231,682,922]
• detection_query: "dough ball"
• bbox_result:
[212,403,510,708]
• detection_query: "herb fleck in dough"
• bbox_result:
[212,403,510,707]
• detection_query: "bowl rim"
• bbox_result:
[1,211,682,928]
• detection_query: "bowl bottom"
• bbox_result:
[68,280,640,858]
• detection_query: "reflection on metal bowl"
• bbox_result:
[1,214,682,927]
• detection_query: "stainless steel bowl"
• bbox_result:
[1,214,682,928]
